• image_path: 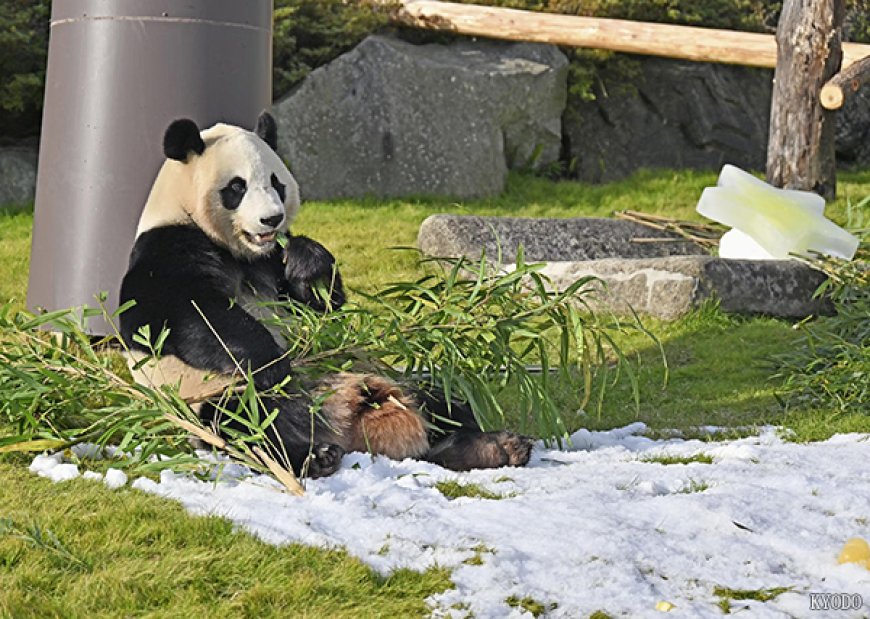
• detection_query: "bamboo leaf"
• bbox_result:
[0,437,69,453]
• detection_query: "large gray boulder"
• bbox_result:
[564,57,870,183]
[564,59,772,183]
[837,85,870,166]
[0,145,38,208]
[274,35,567,200]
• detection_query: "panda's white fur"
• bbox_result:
[137,122,299,259]
[119,113,534,478]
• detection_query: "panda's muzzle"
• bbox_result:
[244,214,284,246]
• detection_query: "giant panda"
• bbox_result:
[119,112,534,478]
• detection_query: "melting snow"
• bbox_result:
[29,424,870,617]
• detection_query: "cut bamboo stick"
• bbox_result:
[391,1,870,70]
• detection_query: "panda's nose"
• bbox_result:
[260,214,284,229]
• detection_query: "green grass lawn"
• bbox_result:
[0,454,450,618]
[1,168,868,616]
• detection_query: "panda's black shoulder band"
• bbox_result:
[164,118,205,162]
[255,111,278,151]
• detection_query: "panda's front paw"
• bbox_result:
[282,235,345,311]
[304,443,345,478]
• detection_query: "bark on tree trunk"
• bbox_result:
[766,0,845,200]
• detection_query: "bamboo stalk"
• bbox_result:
[630,237,705,244]
[180,381,247,405]
[390,0,870,70]
[252,446,306,496]
[163,413,227,450]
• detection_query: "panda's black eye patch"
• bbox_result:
[271,173,286,203]
[220,176,247,210]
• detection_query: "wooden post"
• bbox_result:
[766,0,845,200]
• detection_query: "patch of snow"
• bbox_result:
[131,477,159,493]
[47,463,80,482]
[29,453,80,482]
[103,468,128,489]
[30,426,870,617]
[29,452,63,475]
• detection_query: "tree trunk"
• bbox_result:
[766,0,844,199]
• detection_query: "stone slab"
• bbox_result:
[536,257,830,320]
[418,214,831,319]
[418,214,705,262]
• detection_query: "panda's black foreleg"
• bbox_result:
[125,286,293,391]
[199,395,345,479]
[266,396,347,478]
[302,443,346,479]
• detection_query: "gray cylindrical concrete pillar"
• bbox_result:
[28,0,273,333]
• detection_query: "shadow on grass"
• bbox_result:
[502,308,870,442]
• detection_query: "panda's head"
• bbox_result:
[137,112,300,260]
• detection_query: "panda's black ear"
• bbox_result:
[255,111,278,151]
[163,119,205,162]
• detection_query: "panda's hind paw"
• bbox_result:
[305,442,345,478]
[500,431,536,467]
[426,430,535,471]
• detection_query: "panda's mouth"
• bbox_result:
[244,231,278,246]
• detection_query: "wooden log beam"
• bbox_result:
[820,54,870,109]
[391,0,870,70]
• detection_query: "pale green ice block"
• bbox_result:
[696,165,859,260]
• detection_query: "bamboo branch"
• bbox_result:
[162,413,306,496]
[820,54,870,110]
[615,210,724,249]
[180,381,247,405]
